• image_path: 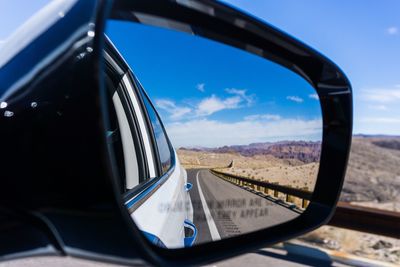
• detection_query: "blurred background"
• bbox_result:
[220,1,400,264]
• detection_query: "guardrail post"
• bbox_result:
[302,199,309,208]
[264,187,269,195]
[274,190,278,198]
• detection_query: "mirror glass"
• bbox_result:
[104,19,322,248]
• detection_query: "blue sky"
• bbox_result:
[1,1,399,146]
[222,0,400,135]
[106,20,323,147]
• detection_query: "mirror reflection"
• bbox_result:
[104,20,322,248]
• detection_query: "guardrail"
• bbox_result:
[210,169,313,209]
[331,202,400,239]
[211,169,400,238]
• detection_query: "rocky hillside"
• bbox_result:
[340,136,400,204]
[180,140,321,163]
[180,136,400,207]
[372,139,400,150]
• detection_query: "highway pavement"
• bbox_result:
[186,169,300,245]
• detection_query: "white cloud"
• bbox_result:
[309,93,319,100]
[369,105,387,111]
[193,88,254,117]
[354,115,400,135]
[155,99,191,120]
[156,88,256,119]
[286,96,304,103]
[352,86,400,134]
[244,114,281,121]
[360,117,400,123]
[0,40,6,50]
[361,88,400,103]
[196,83,205,92]
[165,118,322,148]
[195,94,241,116]
[386,26,398,35]
[225,88,255,105]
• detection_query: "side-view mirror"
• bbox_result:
[0,0,352,266]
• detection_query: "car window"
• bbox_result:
[104,75,127,191]
[139,86,173,175]
[104,72,141,191]
[111,90,140,189]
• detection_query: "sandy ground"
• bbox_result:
[222,163,318,191]
[299,226,400,264]
[177,149,318,191]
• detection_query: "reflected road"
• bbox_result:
[186,169,300,245]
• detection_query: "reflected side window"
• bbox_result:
[105,71,141,191]
[139,86,173,175]
[105,75,126,192]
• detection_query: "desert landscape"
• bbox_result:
[340,135,400,210]
[300,135,400,264]
[178,135,400,210]
[178,140,321,193]
[177,135,400,264]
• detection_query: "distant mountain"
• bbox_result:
[371,140,400,151]
[353,134,400,138]
[352,134,400,152]
[180,141,321,163]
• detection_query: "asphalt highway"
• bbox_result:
[186,169,300,245]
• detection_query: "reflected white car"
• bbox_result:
[104,37,195,248]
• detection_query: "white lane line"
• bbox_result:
[196,171,221,241]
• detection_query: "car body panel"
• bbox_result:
[132,154,192,248]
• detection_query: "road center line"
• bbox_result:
[196,170,221,241]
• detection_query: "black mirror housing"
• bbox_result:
[0,0,352,266]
